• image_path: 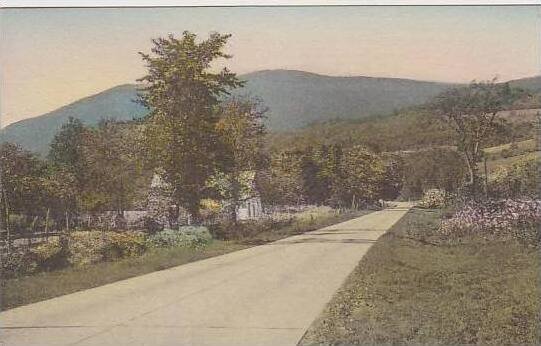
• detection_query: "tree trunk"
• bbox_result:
[45,208,50,241]
[483,156,489,199]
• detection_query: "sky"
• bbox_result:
[1,6,540,127]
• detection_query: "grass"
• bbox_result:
[485,151,539,175]
[483,138,537,155]
[1,208,368,311]
[300,208,541,345]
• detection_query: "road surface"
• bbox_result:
[1,202,412,346]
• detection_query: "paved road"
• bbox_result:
[1,202,412,346]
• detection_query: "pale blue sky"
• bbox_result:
[1,6,539,126]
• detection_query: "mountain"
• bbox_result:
[237,70,453,130]
[2,70,539,156]
[1,84,148,155]
[508,75,541,93]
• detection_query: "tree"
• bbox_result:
[300,145,339,205]
[333,146,386,208]
[138,32,244,222]
[431,81,522,196]
[379,153,404,201]
[82,119,142,214]
[214,98,267,221]
[48,117,87,184]
[400,148,466,199]
[0,143,46,249]
[257,151,305,206]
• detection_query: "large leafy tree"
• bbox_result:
[431,81,522,196]
[138,32,243,222]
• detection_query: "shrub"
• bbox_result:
[31,238,68,271]
[147,226,212,248]
[102,231,147,260]
[68,231,109,266]
[418,189,449,208]
[1,249,37,278]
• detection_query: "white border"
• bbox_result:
[1,0,540,8]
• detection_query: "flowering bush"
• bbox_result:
[147,226,212,248]
[418,189,449,208]
[440,199,541,244]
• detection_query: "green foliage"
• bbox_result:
[490,155,539,199]
[139,32,244,221]
[0,249,37,279]
[81,119,145,213]
[102,231,148,260]
[48,117,87,186]
[401,148,466,199]
[31,239,68,271]
[147,227,212,248]
[300,145,340,205]
[333,146,386,207]
[213,98,267,220]
[379,153,403,200]
[68,231,110,266]
[0,142,47,217]
[260,144,389,207]
[257,151,305,206]
[267,110,456,154]
[67,230,149,266]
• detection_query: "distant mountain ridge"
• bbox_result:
[1,84,148,155]
[2,70,540,156]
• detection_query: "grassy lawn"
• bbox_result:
[1,208,367,311]
[300,208,540,345]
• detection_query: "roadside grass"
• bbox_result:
[236,208,371,245]
[300,208,541,345]
[1,208,368,311]
[1,240,248,311]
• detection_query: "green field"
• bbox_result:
[300,208,541,345]
[483,138,537,155]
